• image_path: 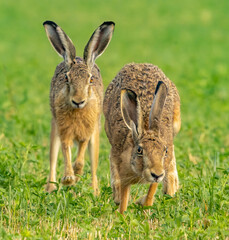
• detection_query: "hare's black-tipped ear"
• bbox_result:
[84,21,115,70]
[43,21,76,67]
[121,89,142,141]
[149,81,168,131]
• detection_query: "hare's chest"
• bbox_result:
[72,112,96,142]
[56,105,99,144]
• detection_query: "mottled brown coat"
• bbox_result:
[51,58,103,145]
[43,21,115,195]
[104,63,181,213]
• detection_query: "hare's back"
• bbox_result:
[104,63,174,117]
[104,63,179,147]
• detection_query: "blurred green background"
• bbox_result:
[0,0,228,239]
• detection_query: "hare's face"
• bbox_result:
[66,63,93,109]
[131,136,167,183]
[120,82,169,183]
[44,20,114,108]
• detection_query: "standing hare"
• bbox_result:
[104,63,181,213]
[43,20,115,194]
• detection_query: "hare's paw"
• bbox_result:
[136,195,147,206]
[45,182,57,193]
[61,175,76,186]
[136,195,155,206]
[163,171,179,196]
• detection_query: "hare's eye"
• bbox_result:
[164,146,168,157]
[90,76,94,84]
[137,146,143,156]
[65,74,69,81]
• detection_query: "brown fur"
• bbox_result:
[104,63,181,213]
[46,58,103,194]
[44,21,115,194]
[51,59,102,145]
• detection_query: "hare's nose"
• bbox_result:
[72,100,85,108]
[151,172,164,182]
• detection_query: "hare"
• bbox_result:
[43,20,115,194]
[104,63,181,213]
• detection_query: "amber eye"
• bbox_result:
[90,77,94,84]
[137,146,143,156]
[65,74,68,81]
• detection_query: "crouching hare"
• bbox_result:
[43,20,115,194]
[104,63,181,213]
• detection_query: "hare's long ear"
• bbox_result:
[43,21,76,68]
[121,89,142,141]
[149,81,168,131]
[84,21,115,70]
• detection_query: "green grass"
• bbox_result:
[0,0,229,239]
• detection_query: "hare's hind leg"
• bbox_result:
[88,123,100,195]
[73,140,88,182]
[163,145,179,196]
[163,99,180,195]
[173,98,181,136]
[46,119,60,193]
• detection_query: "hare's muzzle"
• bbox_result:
[71,100,86,109]
[150,171,164,183]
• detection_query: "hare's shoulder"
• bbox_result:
[91,64,103,90]
[50,62,67,90]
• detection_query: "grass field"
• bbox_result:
[0,0,229,239]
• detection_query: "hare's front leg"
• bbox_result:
[61,142,76,186]
[73,140,88,181]
[88,123,100,195]
[163,145,179,196]
[119,184,130,214]
[46,119,60,193]
[136,183,158,206]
